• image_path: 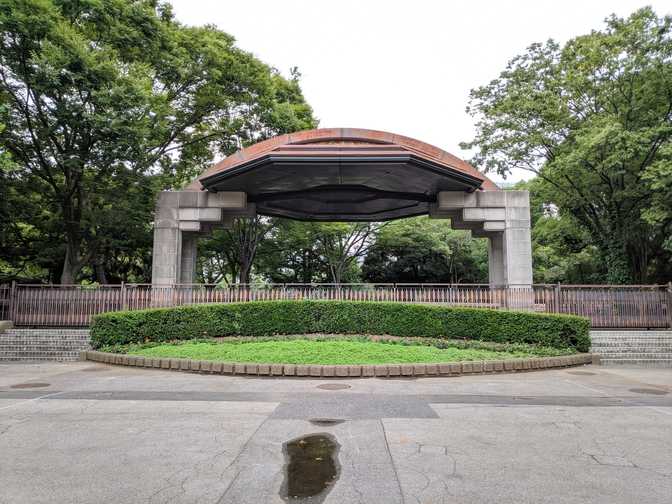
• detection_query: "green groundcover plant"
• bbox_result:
[121,338,574,365]
[90,300,590,351]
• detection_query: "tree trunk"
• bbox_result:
[60,238,81,284]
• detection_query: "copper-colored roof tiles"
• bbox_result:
[185,128,499,191]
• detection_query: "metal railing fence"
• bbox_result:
[1,282,670,329]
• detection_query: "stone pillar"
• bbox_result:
[431,189,533,290]
[179,233,199,284]
[151,190,251,285]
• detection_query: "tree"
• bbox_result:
[0,0,316,283]
[462,8,672,283]
[198,217,275,285]
[362,217,488,283]
[314,222,384,284]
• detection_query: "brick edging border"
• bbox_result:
[80,351,598,378]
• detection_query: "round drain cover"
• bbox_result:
[317,383,351,391]
[567,371,596,376]
[11,382,50,389]
[629,387,668,395]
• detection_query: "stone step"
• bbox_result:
[599,358,672,368]
[0,329,91,361]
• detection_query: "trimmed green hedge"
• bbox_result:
[90,300,591,352]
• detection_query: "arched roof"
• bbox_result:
[187,128,498,191]
[187,128,499,221]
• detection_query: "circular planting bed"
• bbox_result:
[86,300,594,378]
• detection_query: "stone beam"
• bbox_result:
[433,190,533,289]
[151,190,253,285]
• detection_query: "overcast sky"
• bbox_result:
[169,0,671,183]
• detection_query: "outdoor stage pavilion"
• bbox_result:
[151,128,533,290]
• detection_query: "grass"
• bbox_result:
[126,337,571,365]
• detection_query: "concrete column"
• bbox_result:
[179,233,199,284]
[151,190,250,285]
[499,191,533,289]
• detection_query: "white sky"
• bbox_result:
[170,0,671,183]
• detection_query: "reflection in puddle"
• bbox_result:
[10,382,50,389]
[309,418,345,426]
[281,434,340,503]
[316,383,350,391]
[629,387,668,395]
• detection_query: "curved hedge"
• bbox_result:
[90,300,591,352]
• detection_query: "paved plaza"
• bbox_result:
[1,362,671,503]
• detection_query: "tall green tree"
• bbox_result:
[0,0,315,283]
[362,217,488,284]
[462,8,672,283]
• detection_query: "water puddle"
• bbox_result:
[281,434,340,503]
[629,387,668,395]
[316,383,350,391]
[309,418,345,426]
[10,382,50,389]
[567,371,596,376]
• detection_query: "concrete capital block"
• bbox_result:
[461,362,473,373]
[207,191,247,208]
[449,363,462,375]
[296,365,309,376]
[211,362,223,374]
[160,358,171,369]
[234,363,246,374]
[493,360,504,372]
[178,208,221,222]
[200,361,212,373]
[189,360,200,371]
[178,221,201,232]
[322,365,335,377]
[283,364,296,376]
[362,365,375,377]
[471,361,484,373]
[309,365,322,377]
[483,361,494,372]
[425,363,438,375]
[222,363,234,374]
[388,364,401,376]
[477,191,507,207]
[504,360,514,371]
[463,207,506,222]
[257,364,270,375]
[245,364,259,375]
[401,364,414,376]
[437,191,477,209]
[483,221,506,231]
[270,364,283,376]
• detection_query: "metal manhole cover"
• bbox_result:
[567,371,596,376]
[11,382,50,389]
[317,383,351,391]
[629,388,668,395]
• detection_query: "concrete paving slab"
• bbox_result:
[1,362,671,503]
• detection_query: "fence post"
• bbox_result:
[554,283,561,313]
[8,280,16,322]
[667,282,672,329]
[121,282,127,311]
